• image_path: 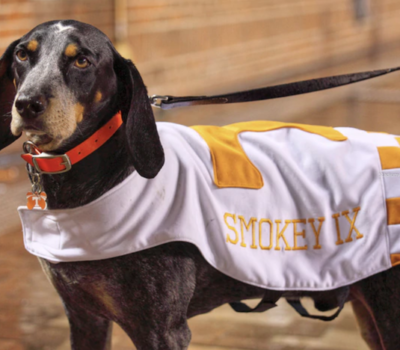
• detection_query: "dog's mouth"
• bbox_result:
[25,130,53,148]
[12,104,80,152]
[13,118,55,149]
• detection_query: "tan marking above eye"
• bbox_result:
[94,91,102,103]
[27,40,38,52]
[65,43,78,57]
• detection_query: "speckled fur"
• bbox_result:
[1,20,400,350]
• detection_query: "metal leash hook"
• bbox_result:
[23,141,48,210]
[149,95,170,108]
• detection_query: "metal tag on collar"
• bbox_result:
[23,141,47,210]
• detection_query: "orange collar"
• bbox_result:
[21,111,123,174]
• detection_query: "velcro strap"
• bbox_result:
[286,287,349,322]
[229,290,282,313]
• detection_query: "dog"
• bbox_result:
[1,20,400,350]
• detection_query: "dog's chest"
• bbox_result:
[19,121,400,291]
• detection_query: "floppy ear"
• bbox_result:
[0,39,20,150]
[113,50,164,179]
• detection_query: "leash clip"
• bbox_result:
[23,140,40,155]
[149,95,170,108]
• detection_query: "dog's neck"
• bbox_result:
[41,113,135,210]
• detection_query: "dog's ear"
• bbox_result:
[113,49,164,178]
[0,39,20,150]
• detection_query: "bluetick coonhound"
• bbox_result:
[0,20,399,350]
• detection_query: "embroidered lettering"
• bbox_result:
[308,217,325,249]
[332,213,343,245]
[238,216,257,248]
[259,219,273,250]
[342,207,364,242]
[275,220,292,251]
[292,219,308,250]
[224,213,239,244]
[223,207,362,252]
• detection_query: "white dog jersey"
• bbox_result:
[18,121,400,291]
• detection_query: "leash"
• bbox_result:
[150,66,400,109]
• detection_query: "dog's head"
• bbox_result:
[0,20,163,178]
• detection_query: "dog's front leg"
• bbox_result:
[64,302,113,350]
[112,246,196,350]
[39,258,113,349]
[113,257,194,349]
[40,245,195,350]
[119,311,191,350]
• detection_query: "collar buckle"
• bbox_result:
[31,153,72,174]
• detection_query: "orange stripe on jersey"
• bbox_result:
[378,147,400,170]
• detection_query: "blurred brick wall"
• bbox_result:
[0,0,115,54]
[1,0,400,127]
[1,0,400,95]
[124,0,400,97]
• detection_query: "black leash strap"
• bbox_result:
[286,287,350,322]
[150,66,400,110]
[229,290,282,313]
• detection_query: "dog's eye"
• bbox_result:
[74,57,90,69]
[16,50,28,62]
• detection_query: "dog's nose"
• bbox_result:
[15,95,48,119]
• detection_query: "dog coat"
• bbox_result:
[18,121,400,291]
